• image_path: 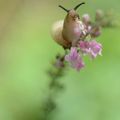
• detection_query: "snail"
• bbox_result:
[51,2,86,48]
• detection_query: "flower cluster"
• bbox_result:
[80,40,102,58]
[65,40,102,71]
[65,12,103,71]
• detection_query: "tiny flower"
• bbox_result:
[79,40,102,59]
[65,47,78,61]
[89,40,102,58]
[82,14,91,25]
[78,21,87,36]
[79,41,90,54]
[65,47,85,71]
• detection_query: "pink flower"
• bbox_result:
[65,47,85,71]
[79,40,102,59]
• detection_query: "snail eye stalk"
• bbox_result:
[74,2,85,10]
[59,5,69,12]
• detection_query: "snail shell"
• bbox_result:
[51,20,71,48]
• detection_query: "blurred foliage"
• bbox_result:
[0,0,120,120]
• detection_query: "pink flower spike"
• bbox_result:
[65,47,85,71]
[79,40,102,59]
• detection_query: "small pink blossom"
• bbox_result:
[65,47,85,71]
[79,40,102,59]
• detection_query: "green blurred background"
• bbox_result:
[0,0,120,120]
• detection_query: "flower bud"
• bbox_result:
[90,26,101,38]
[82,14,91,25]
[55,55,64,68]
[96,9,104,21]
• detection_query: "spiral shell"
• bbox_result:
[51,20,71,48]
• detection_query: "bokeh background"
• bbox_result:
[0,0,120,120]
